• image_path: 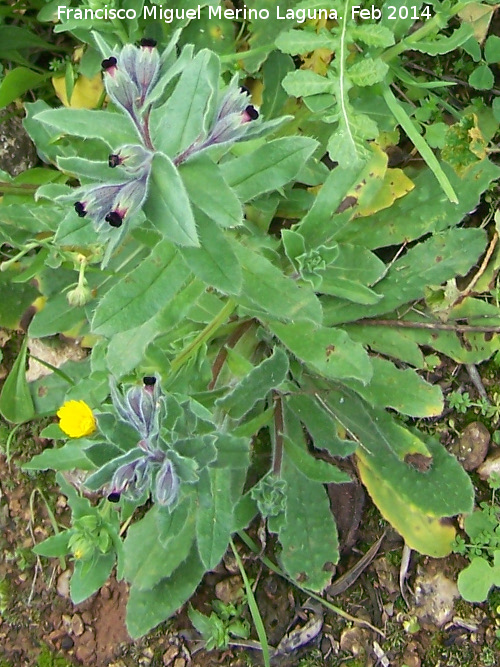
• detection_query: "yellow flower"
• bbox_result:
[57,400,96,438]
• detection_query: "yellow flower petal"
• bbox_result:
[57,400,96,438]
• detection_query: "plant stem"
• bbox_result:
[0,181,39,195]
[170,299,236,373]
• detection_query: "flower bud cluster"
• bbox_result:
[68,514,112,561]
[174,80,261,165]
[72,40,159,237]
[105,376,180,507]
[68,40,262,246]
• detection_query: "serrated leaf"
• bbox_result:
[282,69,336,97]
[144,152,199,247]
[406,23,474,55]
[348,58,389,87]
[350,24,395,47]
[92,240,191,336]
[269,320,372,384]
[276,28,335,55]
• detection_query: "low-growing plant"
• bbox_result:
[454,473,500,603]
[0,0,499,642]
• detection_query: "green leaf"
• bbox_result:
[344,357,444,418]
[382,86,458,203]
[28,293,86,338]
[0,270,38,329]
[457,558,496,602]
[179,155,243,228]
[281,70,335,98]
[277,456,339,591]
[0,25,54,51]
[324,228,486,325]
[70,553,115,604]
[92,239,191,336]
[126,547,205,638]
[283,436,350,483]
[212,434,251,469]
[151,49,220,157]
[484,35,500,64]
[179,212,242,294]
[0,67,46,108]
[262,51,295,118]
[216,347,289,419]
[276,28,335,54]
[407,23,474,55]
[144,152,199,246]
[350,24,395,47]
[124,503,195,590]
[105,279,204,377]
[196,468,234,570]
[468,64,495,90]
[33,531,70,558]
[268,320,372,384]
[0,337,35,424]
[234,243,322,324]
[221,137,318,202]
[23,442,93,471]
[325,389,474,518]
[338,159,500,250]
[348,58,389,87]
[33,108,139,147]
[286,394,357,458]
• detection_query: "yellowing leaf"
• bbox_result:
[52,73,104,109]
[357,452,457,557]
[301,47,333,75]
[356,167,414,216]
[458,3,496,44]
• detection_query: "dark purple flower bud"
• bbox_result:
[108,145,153,175]
[242,105,259,122]
[74,201,87,217]
[108,154,122,168]
[107,492,121,503]
[154,458,179,507]
[140,38,157,49]
[101,56,117,73]
[105,211,124,227]
[110,461,138,495]
[143,376,156,386]
[109,377,163,444]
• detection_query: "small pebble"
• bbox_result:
[61,635,74,650]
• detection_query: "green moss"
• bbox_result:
[36,645,74,667]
